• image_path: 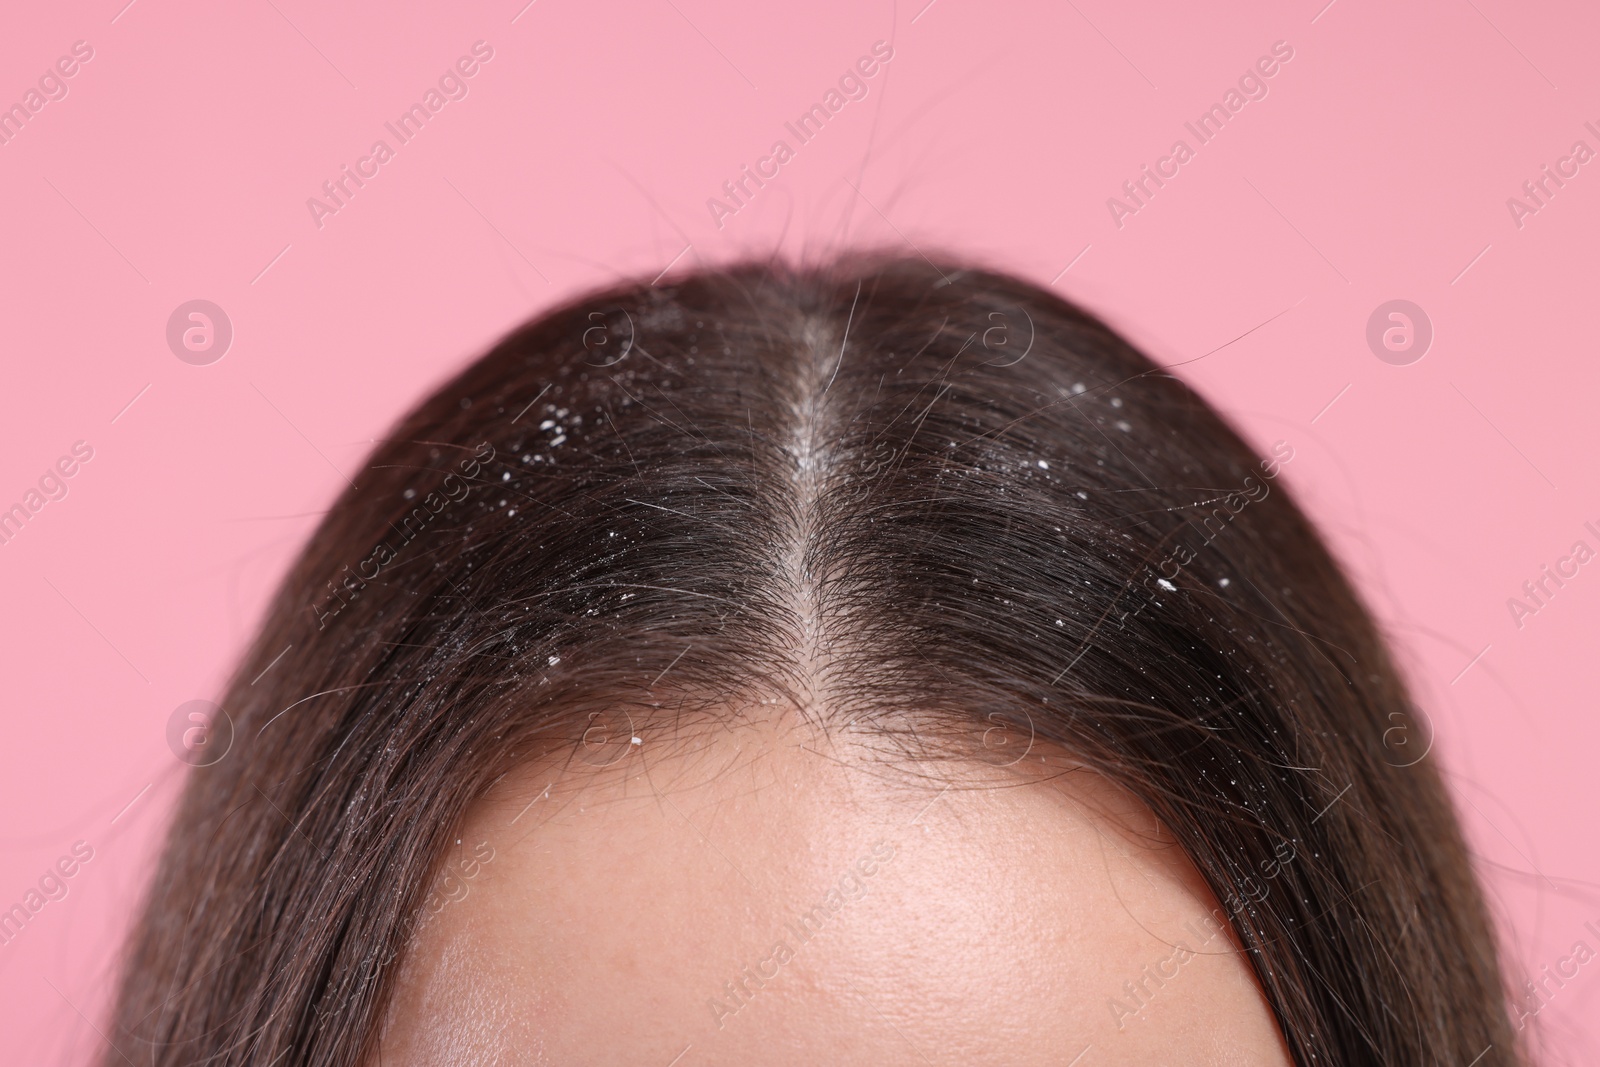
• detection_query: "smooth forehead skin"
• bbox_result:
[372,713,1294,1066]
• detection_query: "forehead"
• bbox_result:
[373,715,1291,1066]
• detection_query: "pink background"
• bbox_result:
[1,0,1596,1062]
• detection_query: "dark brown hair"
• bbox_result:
[103,253,1519,1065]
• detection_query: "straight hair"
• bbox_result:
[102,253,1520,1066]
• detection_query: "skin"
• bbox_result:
[373,707,1294,1066]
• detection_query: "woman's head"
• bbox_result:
[107,254,1517,1064]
